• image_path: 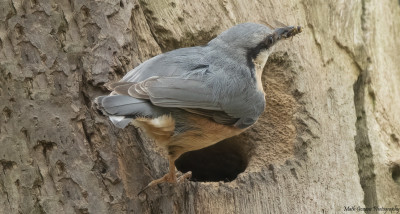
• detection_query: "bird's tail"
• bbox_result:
[93,95,164,128]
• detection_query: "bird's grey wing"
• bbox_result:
[141,77,264,128]
[142,77,240,125]
[104,46,242,125]
[119,47,208,83]
[112,76,258,127]
[140,77,221,110]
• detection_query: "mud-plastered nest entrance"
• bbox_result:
[245,51,299,170]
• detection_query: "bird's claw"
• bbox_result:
[137,171,192,196]
[177,171,192,183]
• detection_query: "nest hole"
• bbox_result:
[175,136,250,182]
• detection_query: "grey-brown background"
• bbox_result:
[0,0,399,213]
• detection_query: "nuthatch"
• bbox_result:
[94,23,302,193]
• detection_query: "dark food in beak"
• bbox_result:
[274,26,302,40]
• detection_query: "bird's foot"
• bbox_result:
[177,171,192,183]
[138,171,192,195]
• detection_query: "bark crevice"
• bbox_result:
[353,71,378,210]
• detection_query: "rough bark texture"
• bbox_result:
[1,0,399,213]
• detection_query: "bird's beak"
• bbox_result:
[273,26,302,40]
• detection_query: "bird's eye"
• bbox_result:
[268,36,274,44]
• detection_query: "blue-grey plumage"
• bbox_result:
[96,23,301,129]
[93,23,302,191]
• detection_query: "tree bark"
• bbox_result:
[1,0,399,213]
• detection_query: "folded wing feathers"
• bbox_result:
[101,95,152,116]
[142,77,222,110]
[103,76,234,124]
[128,82,150,99]
[105,82,133,90]
[114,84,134,96]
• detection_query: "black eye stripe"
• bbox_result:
[246,34,275,77]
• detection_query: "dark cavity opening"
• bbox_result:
[392,164,400,185]
[175,136,249,182]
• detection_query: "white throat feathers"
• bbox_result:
[252,47,274,94]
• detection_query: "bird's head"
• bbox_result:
[209,23,302,63]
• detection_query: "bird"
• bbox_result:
[94,23,302,193]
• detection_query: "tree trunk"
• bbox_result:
[1,0,399,213]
